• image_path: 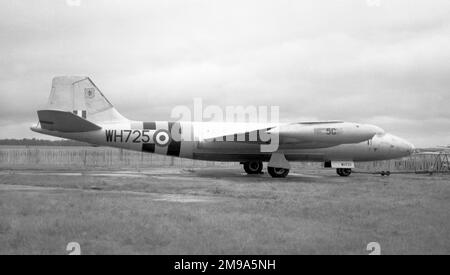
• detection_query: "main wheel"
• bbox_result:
[337,168,352,177]
[243,161,263,174]
[268,167,290,178]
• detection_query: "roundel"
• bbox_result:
[154,129,171,147]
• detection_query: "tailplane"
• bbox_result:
[37,110,102,132]
[34,76,128,133]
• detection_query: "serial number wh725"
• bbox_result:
[105,130,152,143]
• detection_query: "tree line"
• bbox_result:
[0,138,90,147]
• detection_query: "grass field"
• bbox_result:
[1,166,449,255]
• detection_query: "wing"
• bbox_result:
[202,121,376,149]
[204,127,274,144]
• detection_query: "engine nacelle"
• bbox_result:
[269,122,383,148]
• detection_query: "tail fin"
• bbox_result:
[46,76,127,123]
[35,76,128,132]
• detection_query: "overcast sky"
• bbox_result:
[0,0,449,147]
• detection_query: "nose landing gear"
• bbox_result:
[337,168,352,177]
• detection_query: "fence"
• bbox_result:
[0,146,237,169]
[1,146,448,173]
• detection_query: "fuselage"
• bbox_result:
[31,120,415,163]
[30,76,417,178]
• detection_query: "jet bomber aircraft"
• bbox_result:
[31,76,415,178]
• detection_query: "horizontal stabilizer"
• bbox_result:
[37,110,102,132]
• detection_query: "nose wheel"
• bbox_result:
[337,168,352,177]
[243,161,263,174]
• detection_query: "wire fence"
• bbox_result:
[0,146,448,174]
[0,146,237,169]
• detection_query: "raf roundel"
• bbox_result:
[154,129,171,147]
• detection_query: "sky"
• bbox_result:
[0,0,449,147]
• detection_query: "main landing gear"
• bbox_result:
[336,168,352,177]
[243,160,263,174]
[242,161,290,178]
[267,167,290,178]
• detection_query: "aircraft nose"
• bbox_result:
[396,137,415,156]
[404,140,415,154]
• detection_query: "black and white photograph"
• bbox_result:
[0,0,449,260]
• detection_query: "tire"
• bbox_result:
[268,167,289,178]
[381,171,390,176]
[243,161,263,174]
[337,168,352,177]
